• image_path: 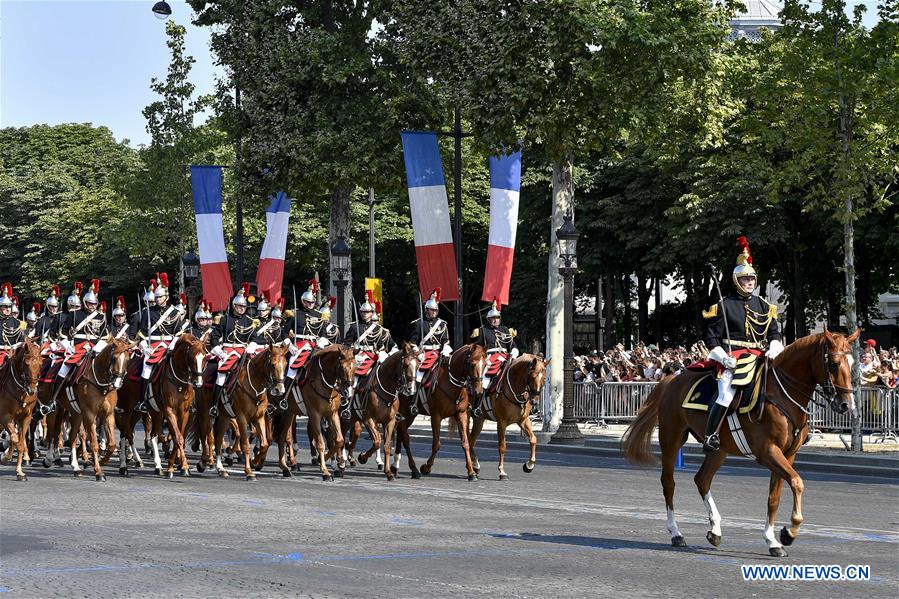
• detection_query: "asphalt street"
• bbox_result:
[1,429,897,598]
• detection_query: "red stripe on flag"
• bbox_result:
[200,261,233,311]
[256,258,285,304]
[482,244,514,306]
[415,243,459,301]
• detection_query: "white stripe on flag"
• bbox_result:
[196,213,228,264]
[260,210,290,260]
[487,188,520,248]
[408,185,454,246]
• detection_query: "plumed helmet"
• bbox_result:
[11,295,20,316]
[46,284,61,308]
[232,283,250,308]
[176,293,187,313]
[26,301,40,324]
[732,236,758,296]
[145,279,156,303]
[425,287,441,311]
[0,283,12,308]
[67,281,83,309]
[271,298,285,319]
[154,273,170,299]
[258,290,271,313]
[486,297,501,319]
[83,279,100,305]
[99,300,107,314]
[113,296,126,317]
[301,279,318,305]
[360,290,375,313]
[319,296,336,321]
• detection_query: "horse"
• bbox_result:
[212,344,288,480]
[272,343,356,480]
[621,330,860,557]
[394,343,486,481]
[112,355,150,475]
[143,333,207,478]
[62,336,132,481]
[468,354,549,480]
[0,337,42,481]
[347,342,419,481]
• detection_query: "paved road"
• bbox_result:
[1,430,897,598]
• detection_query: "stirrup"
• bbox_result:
[340,407,351,421]
[703,432,721,453]
[209,404,219,418]
[134,401,148,414]
[38,401,56,417]
[278,398,289,411]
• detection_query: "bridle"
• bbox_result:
[501,357,541,406]
[88,342,129,393]
[770,338,856,417]
[374,349,417,403]
[5,343,39,399]
[446,345,483,396]
[167,340,206,390]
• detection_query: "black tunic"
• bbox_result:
[702,292,782,350]
[408,317,449,349]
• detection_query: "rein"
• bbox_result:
[243,349,285,399]
[499,358,537,407]
[86,345,127,394]
[4,346,39,404]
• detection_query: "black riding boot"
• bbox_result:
[471,391,486,419]
[703,402,728,453]
[135,379,150,413]
[209,385,224,417]
[49,373,67,404]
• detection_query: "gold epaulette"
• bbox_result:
[509,328,517,337]
[284,310,294,318]
[470,328,480,339]
[18,320,27,330]
[702,304,718,319]
[768,303,778,318]
[251,319,260,327]
[213,315,222,325]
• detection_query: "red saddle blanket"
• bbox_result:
[355,351,376,376]
[144,341,170,365]
[686,360,717,372]
[418,350,439,372]
[0,350,8,369]
[217,347,246,372]
[39,354,65,383]
[486,352,508,376]
[63,341,91,366]
[290,347,313,370]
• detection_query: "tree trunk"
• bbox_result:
[636,270,650,344]
[620,275,633,350]
[544,156,574,433]
[329,185,352,328]
[654,277,662,346]
[604,275,616,348]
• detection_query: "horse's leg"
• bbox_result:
[763,447,804,554]
[764,473,787,556]
[235,411,254,480]
[276,412,290,476]
[167,403,189,476]
[149,413,164,475]
[15,412,33,481]
[309,413,332,480]
[497,421,508,481]
[455,410,477,481]
[694,450,728,547]
[252,412,269,474]
[383,416,396,481]
[467,416,484,475]
[66,411,83,476]
[420,412,442,476]
[328,410,345,472]
[659,418,687,547]
[213,413,229,478]
[519,411,538,474]
[100,409,116,467]
[399,420,420,478]
[83,403,104,481]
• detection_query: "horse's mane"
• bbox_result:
[773,332,823,369]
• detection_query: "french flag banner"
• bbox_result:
[256,191,291,303]
[482,148,522,306]
[401,131,460,301]
[190,166,233,311]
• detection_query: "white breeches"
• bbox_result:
[715,369,735,407]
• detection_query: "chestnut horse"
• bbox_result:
[213,344,288,480]
[395,343,486,481]
[347,342,418,481]
[0,337,41,481]
[468,354,549,480]
[621,330,860,557]
[113,359,148,475]
[273,344,356,480]
[64,336,131,481]
[147,333,207,478]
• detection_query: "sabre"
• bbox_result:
[712,268,732,356]
[292,284,298,338]
[417,292,425,344]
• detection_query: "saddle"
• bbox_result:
[487,358,512,395]
[681,356,766,416]
[201,360,217,389]
[39,355,64,384]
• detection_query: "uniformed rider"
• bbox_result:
[51,280,110,406]
[345,292,396,401]
[209,284,260,417]
[316,297,342,345]
[110,296,130,340]
[408,288,452,413]
[284,281,332,389]
[0,283,26,369]
[469,298,519,418]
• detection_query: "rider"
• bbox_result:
[408,288,452,412]
[344,291,396,400]
[51,280,110,406]
[110,296,130,339]
[209,284,259,417]
[316,296,342,345]
[701,236,784,452]
[24,301,39,334]
[34,285,63,347]
[190,298,218,342]
[252,291,289,346]
[284,280,330,389]
[128,273,187,412]
[469,298,519,419]
[0,283,25,369]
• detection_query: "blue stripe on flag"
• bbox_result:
[401,131,445,188]
[267,191,291,213]
[190,166,223,215]
[489,148,522,193]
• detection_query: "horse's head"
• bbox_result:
[821,328,861,414]
[178,332,207,390]
[522,354,550,398]
[106,335,133,390]
[396,342,419,397]
[16,336,42,396]
[336,345,357,392]
[465,344,488,396]
[265,343,289,397]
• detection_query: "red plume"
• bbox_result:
[149,278,156,291]
[12,294,19,306]
[241,282,250,296]
[279,298,286,310]
[366,289,374,304]
[328,296,337,310]
[74,281,83,295]
[33,301,41,313]
[262,289,271,302]
[308,278,318,293]
[90,278,100,294]
[180,293,187,305]
[116,296,125,311]
[434,287,441,303]
[100,301,107,313]
[736,235,752,265]
[51,284,60,298]
[158,272,169,288]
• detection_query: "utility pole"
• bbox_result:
[368,188,376,278]
[453,106,464,347]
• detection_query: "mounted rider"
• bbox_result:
[316,296,342,345]
[409,288,452,393]
[209,283,260,417]
[51,279,110,407]
[190,298,218,344]
[24,301,40,334]
[701,236,784,452]
[128,273,187,412]
[284,280,331,389]
[0,283,26,369]
[110,296,130,340]
[252,291,289,345]
[469,298,519,419]
[33,285,63,349]
[345,291,397,397]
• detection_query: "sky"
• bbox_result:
[0,1,884,149]
[1,0,222,147]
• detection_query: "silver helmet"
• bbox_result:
[67,281,83,310]
[11,299,20,317]
[154,272,170,299]
[82,279,100,306]
[271,303,283,320]
[112,296,126,317]
[319,297,335,322]
[257,293,270,314]
[732,236,758,297]
[26,302,40,324]
[424,288,440,311]
[232,283,250,308]
[301,279,317,305]
[486,298,501,320]
[0,283,12,308]
[46,285,61,308]
[195,299,212,320]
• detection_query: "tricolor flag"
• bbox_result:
[190,166,233,311]
[482,148,522,306]
[401,132,460,301]
[256,191,291,303]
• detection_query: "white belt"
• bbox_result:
[223,343,246,349]
[421,344,440,350]
[148,335,174,341]
[73,334,98,341]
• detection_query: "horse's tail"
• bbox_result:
[448,417,458,436]
[620,382,663,466]
[187,407,203,446]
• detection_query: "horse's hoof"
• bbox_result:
[166,471,174,480]
[671,536,687,547]
[769,546,788,557]
[706,532,721,547]
[282,468,292,478]
[348,458,357,468]
[291,463,301,472]
[196,462,206,473]
[73,470,83,478]
[218,470,229,479]
[420,464,431,475]
[386,474,394,481]
[223,457,233,466]
[54,458,64,467]
[474,467,480,475]
[468,474,478,482]
[358,454,368,465]
[181,468,190,477]
[246,474,256,481]
[779,527,796,546]
[119,467,128,476]
[23,460,31,467]
[523,462,535,473]
[411,469,421,480]
[322,474,333,482]
[17,473,27,482]
[499,473,509,481]
[333,468,344,478]
[43,458,51,468]
[390,465,398,475]
[96,474,107,482]
[253,463,263,472]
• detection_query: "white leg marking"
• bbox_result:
[667,508,683,539]
[764,524,783,549]
[704,491,722,537]
[393,449,402,470]
[376,446,384,467]
[151,436,162,470]
[70,442,80,471]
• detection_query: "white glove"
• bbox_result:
[50,340,61,352]
[93,339,108,354]
[316,337,330,348]
[708,346,736,369]
[766,339,785,360]
[511,348,520,359]
[441,344,453,358]
[246,342,260,354]
[212,345,226,360]
[285,339,300,356]
[378,350,389,363]
[355,353,366,365]
[62,339,75,354]
[139,339,150,354]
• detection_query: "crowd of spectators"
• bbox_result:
[574,339,898,388]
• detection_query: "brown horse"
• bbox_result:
[621,330,860,557]
[63,336,132,481]
[273,343,356,480]
[213,344,288,480]
[347,342,419,481]
[0,337,42,481]
[468,354,549,480]
[395,343,486,481]
[146,333,207,478]
[112,356,150,475]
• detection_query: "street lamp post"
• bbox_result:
[331,236,351,333]
[550,210,584,445]
[182,248,200,315]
